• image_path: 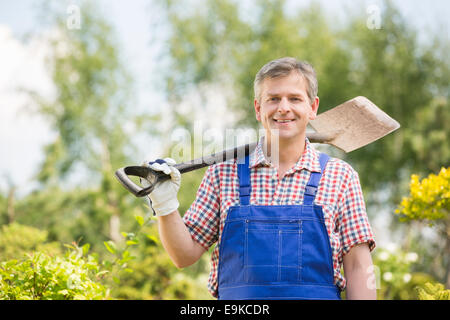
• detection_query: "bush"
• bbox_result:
[396,167,449,223]
[0,245,110,300]
[106,222,212,300]
[373,245,435,300]
[0,223,61,261]
[417,282,450,300]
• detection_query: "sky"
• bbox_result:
[0,0,448,195]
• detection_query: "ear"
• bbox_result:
[309,96,319,120]
[254,99,262,121]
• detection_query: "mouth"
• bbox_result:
[273,119,295,123]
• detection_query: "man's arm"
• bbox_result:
[158,210,206,268]
[343,243,377,300]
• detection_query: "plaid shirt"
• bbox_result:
[183,138,375,298]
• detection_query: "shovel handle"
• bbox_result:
[115,132,337,197]
[115,142,257,197]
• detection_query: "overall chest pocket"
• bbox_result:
[244,219,302,284]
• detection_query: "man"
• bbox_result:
[144,57,377,300]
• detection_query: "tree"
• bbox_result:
[154,0,450,209]
[342,1,450,204]
[23,1,150,247]
[157,0,352,127]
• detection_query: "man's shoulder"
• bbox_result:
[323,154,359,179]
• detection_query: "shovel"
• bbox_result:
[115,96,400,197]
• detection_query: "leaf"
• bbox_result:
[96,270,109,277]
[145,234,159,245]
[135,215,145,226]
[122,250,130,259]
[126,240,138,246]
[82,243,90,256]
[103,241,116,254]
[63,243,76,251]
[102,260,112,270]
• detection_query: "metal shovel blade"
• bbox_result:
[309,96,400,152]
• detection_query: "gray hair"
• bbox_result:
[254,57,318,104]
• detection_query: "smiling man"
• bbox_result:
[253,60,319,177]
[144,57,377,300]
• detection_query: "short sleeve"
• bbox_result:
[182,165,221,250]
[338,169,376,256]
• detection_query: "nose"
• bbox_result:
[277,97,290,113]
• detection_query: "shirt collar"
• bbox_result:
[250,136,322,173]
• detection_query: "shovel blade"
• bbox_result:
[309,96,400,152]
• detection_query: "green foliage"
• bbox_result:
[101,214,151,285]
[158,1,450,297]
[156,0,450,207]
[34,1,134,184]
[416,282,450,300]
[0,223,61,261]
[3,0,447,300]
[0,245,109,300]
[103,219,211,300]
[160,0,353,122]
[395,167,450,288]
[373,246,435,300]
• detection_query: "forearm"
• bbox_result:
[343,243,377,300]
[345,264,377,300]
[158,210,206,268]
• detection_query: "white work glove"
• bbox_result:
[141,157,181,216]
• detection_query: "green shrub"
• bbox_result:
[0,223,61,261]
[106,222,212,300]
[373,246,435,300]
[416,282,450,300]
[0,245,110,300]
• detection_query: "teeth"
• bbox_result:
[275,119,294,123]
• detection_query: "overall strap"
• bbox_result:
[303,153,330,205]
[237,155,251,205]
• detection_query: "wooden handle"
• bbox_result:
[115,132,336,197]
[114,143,257,197]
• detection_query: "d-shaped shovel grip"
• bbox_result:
[115,166,166,197]
[114,142,257,197]
[115,160,213,197]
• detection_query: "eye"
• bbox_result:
[268,97,279,102]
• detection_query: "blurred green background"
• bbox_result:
[0,0,449,299]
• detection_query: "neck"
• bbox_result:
[263,133,306,167]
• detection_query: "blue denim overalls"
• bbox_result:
[217,152,341,300]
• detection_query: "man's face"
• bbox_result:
[254,71,319,143]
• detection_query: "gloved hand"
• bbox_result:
[141,158,181,216]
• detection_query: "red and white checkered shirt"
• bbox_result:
[183,138,376,298]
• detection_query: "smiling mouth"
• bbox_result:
[273,119,295,123]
